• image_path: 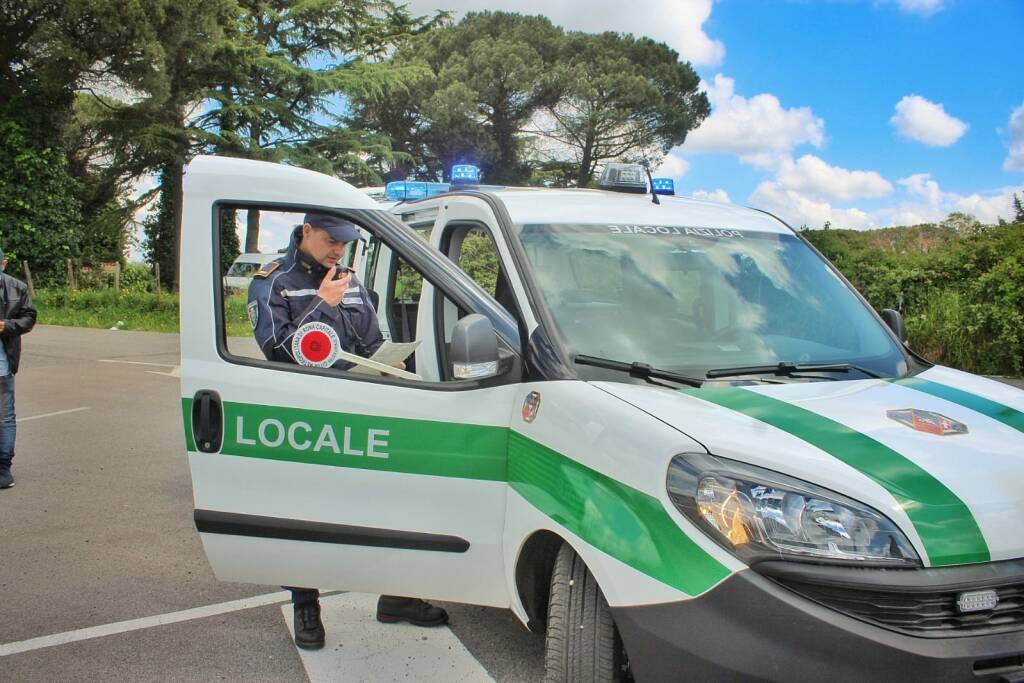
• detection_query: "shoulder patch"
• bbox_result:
[253,261,281,279]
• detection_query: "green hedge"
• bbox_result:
[805,221,1024,376]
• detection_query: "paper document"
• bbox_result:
[338,340,422,380]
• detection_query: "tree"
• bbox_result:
[939,211,982,235]
[351,12,564,184]
[529,32,708,187]
[0,118,81,286]
[196,0,438,253]
[1013,193,1024,224]
[102,0,237,290]
[1,0,160,280]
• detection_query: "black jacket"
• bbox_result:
[0,271,37,374]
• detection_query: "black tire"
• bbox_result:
[543,542,628,683]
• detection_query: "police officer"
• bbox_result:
[248,213,448,650]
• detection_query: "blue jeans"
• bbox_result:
[0,374,14,468]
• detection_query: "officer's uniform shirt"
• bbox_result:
[248,227,383,367]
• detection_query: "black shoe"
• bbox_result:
[293,601,325,650]
[0,467,13,489]
[376,596,448,627]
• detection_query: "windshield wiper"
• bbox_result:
[705,361,885,380]
[575,354,704,388]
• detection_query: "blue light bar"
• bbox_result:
[652,177,675,196]
[451,164,481,184]
[385,181,450,201]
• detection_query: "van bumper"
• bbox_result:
[612,566,1024,682]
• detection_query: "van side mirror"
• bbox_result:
[880,308,907,343]
[451,314,509,380]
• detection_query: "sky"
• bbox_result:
[136,0,1023,257]
[401,0,1024,229]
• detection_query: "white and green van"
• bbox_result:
[181,156,1024,682]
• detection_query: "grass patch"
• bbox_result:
[36,289,179,332]
[224,292,252,337]
[35,289,257,337]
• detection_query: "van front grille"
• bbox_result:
[775,577,1024,636]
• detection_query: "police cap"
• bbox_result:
[303,213,362,243]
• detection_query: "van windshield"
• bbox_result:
[515,223,908,379]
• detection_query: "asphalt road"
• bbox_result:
[0,326,543,683]
[2,326,1022,682]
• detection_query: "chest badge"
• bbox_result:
[247,301,259,330]
[292,321,340,367]
[886,409,968,436]
[522,391,541,423]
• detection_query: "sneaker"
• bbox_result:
[293,601,325,650]
[0,467,13,489]
[376,596,449,627]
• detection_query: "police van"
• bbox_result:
[180,155,1024,682]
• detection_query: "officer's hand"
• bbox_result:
[318,267,349,307]
[0,320,5,334]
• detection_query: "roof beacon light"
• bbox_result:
[451,164,481,185]
[652,177,675,196]
[385,181,450,202]
[597,163,648,194]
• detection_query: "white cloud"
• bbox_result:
[775,155,892,201]
[953,191,1024,225]
[1002,103,1024,172]
[898,173,945,206]
[691,189,731,203]
[404,0,724,66]
[750,181,876,229]
[879,175,1022,227]
[683,75,825,157]
[887,0,946,16]
[890,95,968,146]
[655,154,690,179]
[738,154,891,229]
[747,162,1023,230]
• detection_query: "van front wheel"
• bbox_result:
[543,543,629,682]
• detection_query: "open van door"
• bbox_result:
[180,156,521,607]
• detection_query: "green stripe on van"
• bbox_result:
[217,400,508,481]
[682,387,990,566]
[182,398,196,452]
[892,377,1024,434]
[508,431,731,596]
[182,398,731,596]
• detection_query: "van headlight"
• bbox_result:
[667,454,920,566]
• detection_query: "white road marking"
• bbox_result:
[98,359,178,368]
[0,591,292,658]
[283,593,495,683]
[16,407,90,423]
[146,367,181,378]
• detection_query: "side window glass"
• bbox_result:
[220,207,303,362]
[217,206,391,372]
[457,229,500,297]
[216,204,479,384]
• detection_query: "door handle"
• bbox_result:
[192,390,223,453]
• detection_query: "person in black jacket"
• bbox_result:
[0,248,37,489]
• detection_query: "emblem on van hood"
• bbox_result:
[886,409,968,436]
[522,391,541,423]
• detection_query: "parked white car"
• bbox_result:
[222,252,281,290]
